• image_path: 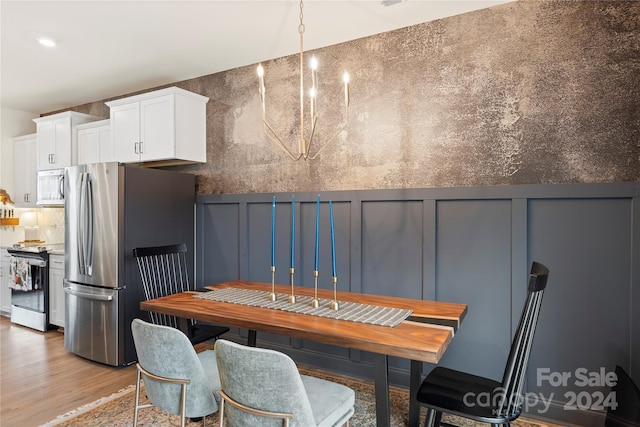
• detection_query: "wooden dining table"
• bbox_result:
[140,280,467,427]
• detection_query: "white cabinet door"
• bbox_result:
[111,102,141,162]
[0,249,11,315]
[37,117,72,170]
[34,111,103,171]
[13,134,37,207]
[49,254,65,327]
[77,120,112,164]
[140,94,175,162]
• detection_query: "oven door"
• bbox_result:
[8,254,49,331]
[9,255,46,311]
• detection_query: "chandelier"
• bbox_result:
[257,0,350,161]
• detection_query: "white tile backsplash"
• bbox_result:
[0,207,64,246]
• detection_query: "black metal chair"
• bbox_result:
[417,261,550,427]
[133,243,229,345]
[605,365,640,427]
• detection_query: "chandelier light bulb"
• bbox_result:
[310,55,318,70]
[257,64,264,77]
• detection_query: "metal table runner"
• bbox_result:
[194,287,413,327]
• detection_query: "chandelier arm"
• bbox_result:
[263,119,304,161]
[304,115,318,159]
[305,122,349,160]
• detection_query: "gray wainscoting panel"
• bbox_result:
[195,183,640,426]
[527,198,632,422]
[198,202,240,285]
[361,200,424,300]
[435,199,513,381]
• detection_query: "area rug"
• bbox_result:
[40,366,563,426]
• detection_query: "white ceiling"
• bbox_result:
[1,0,511,114]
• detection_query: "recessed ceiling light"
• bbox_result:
[37,37,56,47]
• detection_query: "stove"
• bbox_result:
[9,242,65,254]
[7,242,63,332]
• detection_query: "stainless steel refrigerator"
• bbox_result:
[63,162,195,366]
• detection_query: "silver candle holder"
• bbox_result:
[289,267,296,303]
[269,265,277,301]
[311,270,319,308]
[331,276,339,310]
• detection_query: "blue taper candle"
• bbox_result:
[314,195,320,271]
[291,195,295,269]
[330,200,336,277]
[271,196,276,267]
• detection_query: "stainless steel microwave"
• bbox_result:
[37,169,65,206]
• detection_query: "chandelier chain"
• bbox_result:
[299,0,305,35]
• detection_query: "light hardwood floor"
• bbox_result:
[0,316,213,426]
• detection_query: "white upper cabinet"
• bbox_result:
[13,134,37,207]
[106,87,208,165]
[76,119,112,165]
[33,111,102,170]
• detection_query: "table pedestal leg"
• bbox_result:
[247,330,257,347]
[409,359,423,427]
[178,318,189,336]
[374,353,390,427]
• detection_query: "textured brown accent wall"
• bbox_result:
[72,0,640,195]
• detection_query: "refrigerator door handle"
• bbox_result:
[78,172,87,275]
[78,172,95,276]
[85,175,94,275]
[64,286,114,301]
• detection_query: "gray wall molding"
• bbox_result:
[196,182,639,426]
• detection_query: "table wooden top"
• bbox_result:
[140,280,467,363]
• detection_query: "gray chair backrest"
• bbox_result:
[215,339,316,427]
[498,261,549,419]
[133,243,192,328]
[131,318,217,417]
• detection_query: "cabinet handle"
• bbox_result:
[139,141,143,154]
[134,142,139,154]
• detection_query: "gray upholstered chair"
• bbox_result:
[131,318,221,427]
[214,339,355,427]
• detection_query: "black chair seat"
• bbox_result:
[417,366,512,423]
